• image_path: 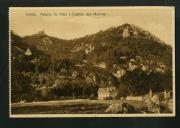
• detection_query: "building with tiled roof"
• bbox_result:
[97,86,117,100]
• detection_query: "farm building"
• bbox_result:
[98,86,117,100]
[25,48,32,56]
[113,69,126,78]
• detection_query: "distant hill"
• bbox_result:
[70,23,172,67]
[23,30,75,59]
[11,23,173,102]
[22,23,172,69]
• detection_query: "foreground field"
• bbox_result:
[11,99,171,114]
[11,99,146,114]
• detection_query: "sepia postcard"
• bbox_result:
[9,7,175,118]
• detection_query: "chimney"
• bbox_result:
[164,90,167,100]
[149,89,152,98]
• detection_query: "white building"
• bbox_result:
[98,86,117,100]
[141,65,148,71]
[25,48,32,56]
[128,62,137,71]
[113,69,126,78]
[72,71,79,78]
[122,27,130,38]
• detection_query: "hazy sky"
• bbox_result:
[10,7,174,46]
